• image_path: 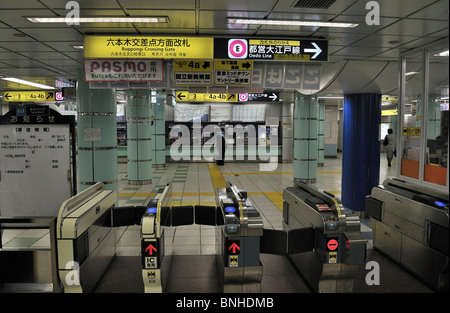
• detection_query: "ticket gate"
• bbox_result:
[215,181,264,292]
[138,181,264,293]
[366,178,449,291]
[279,180,367,293]
[56,182,117,293]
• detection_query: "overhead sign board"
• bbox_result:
[175,91,237,102]
[214,38,328,62]
[173,59,213,86]
[84,36,328,62]
[245,92,279,102]
[84,58,164,82]
[214,59,253,86]
[84,36,214,59]
[3,91,55,102]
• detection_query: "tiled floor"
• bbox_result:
[1,153,398,256]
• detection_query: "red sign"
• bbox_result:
[228,240,240,255]
[145,244,157,255]
[327,239,338,251]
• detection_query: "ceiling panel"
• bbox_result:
[137,27,197,34]
[341,0,437,18]
[200,0,275,11]
[376,19,449,37]
[349,34,421,48]
[332,46,391,58]
[0,2,46,9]
[15,51,74,60]
[0,0,447,96]
[199,10,266,29]
[120,0,196,10]
[40,0,122,9]
[272,0,358,15]
[408,0,449,20]
[0,30,34,42]
[75,27,138,34]
[17,27,84,42]
[126,10,196,28]
[0,41,55,52]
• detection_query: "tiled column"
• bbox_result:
[293,93,318,183]
[152,92,166,168]
[76,73,118,195]
[126,89,152,185]
[317,99,325,167]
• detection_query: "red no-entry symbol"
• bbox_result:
[327,239,338,251]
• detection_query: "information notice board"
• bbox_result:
[0,106,76,217]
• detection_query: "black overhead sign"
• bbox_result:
[246,92,279,102]
[214,38,328,62]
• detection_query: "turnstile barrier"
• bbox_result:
[366,178,449,291]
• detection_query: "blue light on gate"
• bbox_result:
[434,201,447,208]
[225,206,236,213]
[147,207,157,214]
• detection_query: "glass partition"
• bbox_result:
[400,51,424,180]
[399,39,449,191]
[424,47,449,186]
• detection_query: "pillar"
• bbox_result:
[126,89,152,185]
[342,93,381,212]
[281,92,294,163]
[76,73,118,195]
[152,92,166,168]
[317,99,325,167]
[293,93,318,183]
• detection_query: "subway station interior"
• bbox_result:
[0,0,448,298]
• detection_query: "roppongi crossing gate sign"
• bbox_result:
[84,36,328,62]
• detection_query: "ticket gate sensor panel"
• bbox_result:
[282,180,367,293]
[366,178,449,291]
[56,182,117,293]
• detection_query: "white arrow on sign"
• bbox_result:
[269,93,277,101]
[304,42,322,59]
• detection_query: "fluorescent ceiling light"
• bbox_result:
[26,16,169,23]
[72,45,84,49]
[405,71,418,76]
[434,50,449,57]
[1,77,55,90]
[227,17,358,28]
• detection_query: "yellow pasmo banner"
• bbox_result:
[84,36,214,59]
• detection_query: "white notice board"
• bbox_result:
[0,124,72,216]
